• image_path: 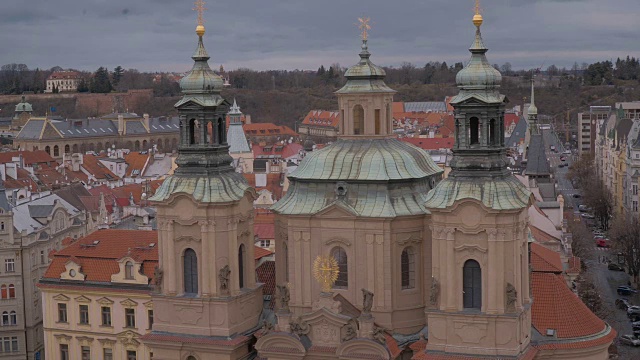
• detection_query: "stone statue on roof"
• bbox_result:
[218,265,231,295]
[276,283,290,313]
[361,288,374,314]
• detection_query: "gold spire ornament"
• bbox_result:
[313,255,340,292]
[193,0,207,36]
[358,17,371,41]
[473,0,483,27]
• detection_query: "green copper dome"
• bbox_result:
[179,36,224,94]
[272,139,443,217]
[336,40,395,94]
[455,29,502,90]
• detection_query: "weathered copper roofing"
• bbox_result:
[450,27,504,105]
[177,35,224,103]
[272,139,443,217]
[335,40,395,95]
[150,172,252,203]
[424,175,531,210]
[291,139,442,181]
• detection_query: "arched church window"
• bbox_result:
[54,145,59,157]
[186,356,197,360]
[218,117,225,144]
[331,247,348,289]
[65,145,70,154]
[45,146,51,155]
[489,118,496,145]
[401,247,415,289]
[463,259,481,309]
[135,140,140,151]
[238,244,246,289]
[374,109,381,135]
[469,117,479,145]
[183,249,198,295]
[125,261,134,279]
[189,119,197,145]
[353,105,364,135]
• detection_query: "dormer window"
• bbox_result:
[125,261,134,279]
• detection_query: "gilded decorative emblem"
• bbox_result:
[313,255,339,292]
[357,17,371,40]
[193,0,207,26]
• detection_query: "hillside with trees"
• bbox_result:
[1,58,640,130]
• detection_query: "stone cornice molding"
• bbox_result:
[325,237,352,247]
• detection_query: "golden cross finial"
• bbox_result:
[313,255,340,292]
[193,0,207,27]
[358,17,371,41]
[473,0,484,27]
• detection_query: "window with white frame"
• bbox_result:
[4,259,14,273]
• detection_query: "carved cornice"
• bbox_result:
[454,244,488,253]
[120,298,138,307]
[98,338,116,346]
[97,297,114,305]
[74,295,92,303]
[54,334,72,341]
[397,233,421,246]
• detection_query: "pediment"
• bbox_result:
[315,202,357,218]
[97,297,114,305]
[120,298,138,307]
[143,300,153,309]
[336,338,389,359]
[75,295,92,303]
[302,306,352,326]
[300,307,352,348]
[53,294,70,301]
[255,332,306,356]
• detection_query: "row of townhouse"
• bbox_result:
[593,102,640,219]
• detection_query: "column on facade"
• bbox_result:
[167,220,177,295]
[200,220,211,296]
[486,228,497,314]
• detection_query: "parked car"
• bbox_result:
[563,149,572,155]
[620,334,640,346]
[560,156,567,161]
[618,286,638,296]
[573,194,581,198]
[631,320,640,327]
[628,306,640,316]
[581,213,595,219]
[596,239,610,248]
[617,298,632,309]
[609,263,624,271]
[558,163,565,168]
[579,205,590,212]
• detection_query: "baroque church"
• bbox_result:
[141,3,615,360]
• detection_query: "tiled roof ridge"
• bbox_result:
[530,242,563,273]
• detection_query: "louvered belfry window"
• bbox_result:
[183,248,198,295]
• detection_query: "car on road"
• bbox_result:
[573,194,581,198]
[620,334,640,346]
[581,213,595,219]
[596,239,611,248]
[560,156,567,161]
[563,150,572,155]
[579,205,590,212]
[609,263,624,271]
[617,298,632,309]
[558,164,565,168]
[630,307,640,318]
[618,286,639,295]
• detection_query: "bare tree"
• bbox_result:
[610,216,640,285]
[582,180,613,230]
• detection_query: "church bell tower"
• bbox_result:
[424,3,533,358]
[142,3,262,359]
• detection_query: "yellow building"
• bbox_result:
[39,229,158,360]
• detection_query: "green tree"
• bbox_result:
[90,67,112,93]
[77,78,89,93]
[112,66,124,87]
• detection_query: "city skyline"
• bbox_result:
[1,0,639,73]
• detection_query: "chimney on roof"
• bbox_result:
[245,114,251,124]
[71,153,82,172]
[18,154,24,169]
[118,114,124,135]
[143,113,150,132]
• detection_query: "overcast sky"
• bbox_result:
[1,0,639,73]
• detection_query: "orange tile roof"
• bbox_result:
[401,137,454,150]
[392,102,405,113]
[252,143,303,159]
[529,225,560,244]
[254,246,273,261]
[566,256,581,274]
[530,242,563,273]
[416,347,538,360]
[48,71,81,80]
[43,229,158,283]
[0,150,57,166]
[81,154,119,181]
[243,173,284,200]
[124,151,149,177]
[302,110,340,128]
[243,123,298,137]
[256,260,275,298]
[531,272,606,339]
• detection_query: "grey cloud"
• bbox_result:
[0,0,639,72]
